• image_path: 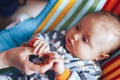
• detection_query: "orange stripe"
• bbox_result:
[46,0,76,32]
[101,65,120,78]
[114,4,120,15]
[117,78,120,80]
[112,74,120,80]
[102,55,120,69]
[34,0,63,34]
[104,69,120,80]
[105,0,118,11]
[102,58,120,75]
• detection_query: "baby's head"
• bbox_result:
[65,11,120,61]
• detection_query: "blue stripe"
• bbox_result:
[42,0,70,32]
[94,0,107,12]
[67,0,95,29]
[55,0,83,30]
[35,0,58,26]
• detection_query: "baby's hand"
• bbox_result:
[29,38,50,57]
[48,52,65,75]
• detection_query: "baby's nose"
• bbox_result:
[73,34,79,41]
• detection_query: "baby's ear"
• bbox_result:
[97,53,109,61]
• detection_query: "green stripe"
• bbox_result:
[60,0,88,30]
[0,67,15,74]
[84,0,101,16]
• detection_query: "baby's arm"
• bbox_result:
[48,52,70,80]
[49,52,101,80]
[57,65,101,80]
[56,64,101,80]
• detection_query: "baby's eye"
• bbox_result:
[82,37,89,43]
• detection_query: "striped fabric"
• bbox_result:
[100,50,120,80]
[102,0,120,17]
[33,0,120,79]
[34,0,107,34]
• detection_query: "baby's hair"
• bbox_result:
[94,10,120,23]
[93,11,120,54]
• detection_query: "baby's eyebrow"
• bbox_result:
[76,21,82,30]
[79,21,82,27]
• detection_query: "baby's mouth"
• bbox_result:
[67,38,72,46]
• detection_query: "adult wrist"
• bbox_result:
[0,51,10,69]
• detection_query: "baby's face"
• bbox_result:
[65,14,116,60]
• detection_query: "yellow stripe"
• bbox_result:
[46,0,76,32]
[104,69,120,80]
[34,0,63,34]
[102,58,120,75]
[103,58,120,75]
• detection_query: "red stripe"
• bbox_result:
[102,54,120,69]
[111,0,120,12]
[111,74,120,80]
[102,0,112,10]
[101,65,120,78]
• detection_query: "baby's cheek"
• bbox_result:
[74,47,90,59]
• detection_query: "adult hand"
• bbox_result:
[0,46,53,75]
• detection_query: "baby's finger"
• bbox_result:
[37,43,48,56]
[32,40,40,47]
[49,57,64,64]
[43,44,50,53]
[33,41,44,54]
[49,52,61,59]
[30,60,53,74]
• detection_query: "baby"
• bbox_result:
[29,11,120,80]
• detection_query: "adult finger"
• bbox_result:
[28,60,54,74]
[18,46,35,55]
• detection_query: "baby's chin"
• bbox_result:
[65,43,69,51]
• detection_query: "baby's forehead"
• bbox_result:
[87,15,116,30]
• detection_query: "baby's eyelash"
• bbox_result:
[82,37,89,43]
